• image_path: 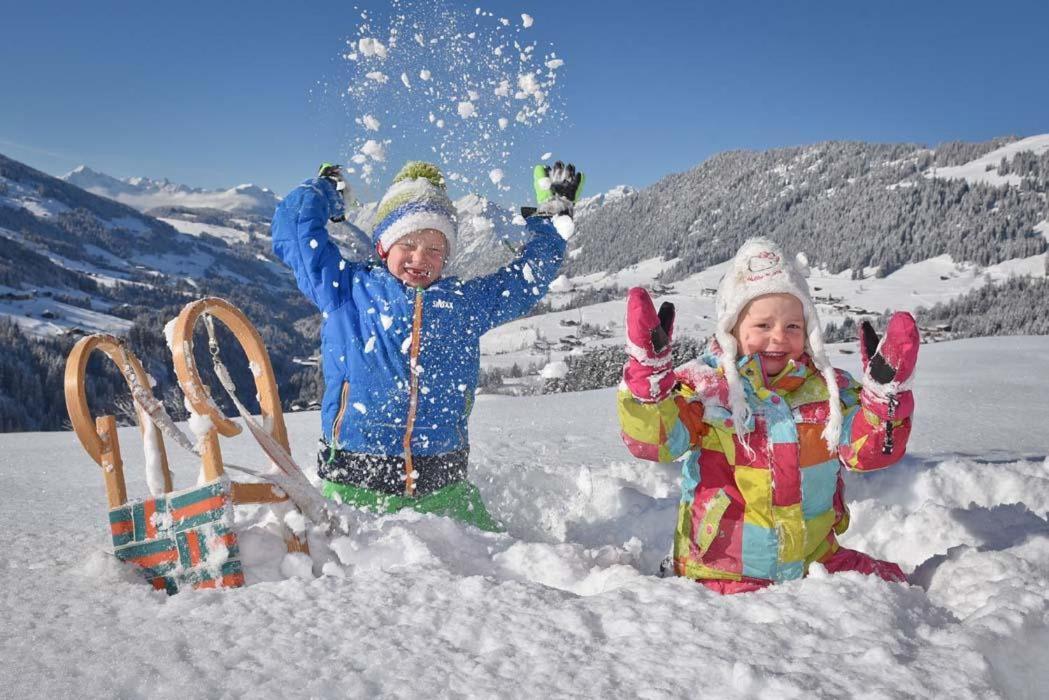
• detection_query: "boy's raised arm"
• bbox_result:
[838,312,920,471]
[271,168,357,313]
[461,161,581,333]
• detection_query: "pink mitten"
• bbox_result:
[623,287,676,402]
[859,312,919,453]
[860,312,919,386]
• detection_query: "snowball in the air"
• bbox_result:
[361,140,386,161]
[489,169,504,185]
[358,38,387,59]
[522,14,534,28]
[457,101,476,119]
[419,69,431,81]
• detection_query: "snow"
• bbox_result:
[1,337,1048,697]
[926,134,1049,188]
[1036,220,1049,242]
[158,217,249,244]
[338,1,565,193]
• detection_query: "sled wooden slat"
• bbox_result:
[64,334,173,506]
[170,296,308,554]
[97,415,128,509]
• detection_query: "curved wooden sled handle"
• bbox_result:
[170,297,308,553]
[64,334,173,507]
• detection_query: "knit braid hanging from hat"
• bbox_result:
[372,161,458,259]
[713,237,842,452]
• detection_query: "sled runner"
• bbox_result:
[168,296,310,554]
[64,334,246,594]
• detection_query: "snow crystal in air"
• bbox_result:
[457,101,476,119]
[361,140,387,161]
[358,38,388,59]
[337,0,566,193]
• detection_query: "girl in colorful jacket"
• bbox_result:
[618,238,919,593]
[272,160,581,531]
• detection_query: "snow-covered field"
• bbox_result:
[1,336,1047,698]
[479,251,1047,371]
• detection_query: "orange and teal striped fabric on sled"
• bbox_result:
[109,479,245,595]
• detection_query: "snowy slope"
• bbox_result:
[478,251,1047,371]
[926,134,1049,187]
[1,337,1047,698]
[63,166,281,218]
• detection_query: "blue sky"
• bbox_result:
[2,0,1047,205]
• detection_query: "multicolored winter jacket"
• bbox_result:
[618,349,912,585]
[272,177,565,476]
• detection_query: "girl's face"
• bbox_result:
[732,293,806,376]
[385,229,447,288]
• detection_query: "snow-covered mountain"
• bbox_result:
[1,336,1047,697]
[63,165,281,218]
[570,135,1049,280]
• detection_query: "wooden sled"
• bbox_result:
[64,335,245,593]
[169,296,309,554]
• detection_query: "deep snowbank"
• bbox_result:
[0,337,1047,698]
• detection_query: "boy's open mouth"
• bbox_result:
[403,266,431,279]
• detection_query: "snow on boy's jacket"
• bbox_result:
[618,348,912,585]
[272,176,565,457]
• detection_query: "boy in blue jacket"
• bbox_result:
[272,160,581,530]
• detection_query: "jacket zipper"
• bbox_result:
[402,288,425,496]
[328,380,350,463]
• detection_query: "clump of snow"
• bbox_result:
[360,139,387,162]
[457,101,476,119]
[488,168,504,185]
[358,37,388,59]
[539,360,569,379]
[337,0,567,192]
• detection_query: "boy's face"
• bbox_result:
[385,229,447,288]
[732,293,806,376]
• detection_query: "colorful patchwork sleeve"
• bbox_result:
[837,372,913,472]
[617,386,707,463]
[271,178,360,313]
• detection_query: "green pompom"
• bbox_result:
[393,161,445,189]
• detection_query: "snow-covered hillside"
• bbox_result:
[479,250,1048,372]
[926,134,1049,188]
[1,336,1047,698]
[63,165,281,218]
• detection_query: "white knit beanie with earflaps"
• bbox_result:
[714,237,842,453]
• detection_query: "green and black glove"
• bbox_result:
[521,160,584,219]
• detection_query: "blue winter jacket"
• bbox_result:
[271,177,566,458]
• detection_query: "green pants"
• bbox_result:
[321,479,504,533]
